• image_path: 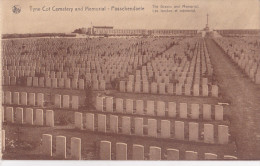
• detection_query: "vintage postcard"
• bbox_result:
[0,0,259,164]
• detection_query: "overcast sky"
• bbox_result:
[1,0,259,34]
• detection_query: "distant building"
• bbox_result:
[214,29,260,36]
[84,26,197,36]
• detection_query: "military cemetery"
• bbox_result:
[1,14,260,161]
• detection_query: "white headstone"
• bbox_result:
[202,84,208,96]
[168,102,177,117]
[42,134,52,156]
[132,144,144,160]
[115,98,123,113]
[6,107,14,123]
[203,104,211,120]
[35,109,44,126]
[122,116,131,135]
[45,110,54,127]
[71,96,79,110]
[109,115,118,133]
[151,82,158,94]
[167,83,174,94]
[5,91,12,104]
[100,141,111,160]
[191,104,200,119]
[134,118,143,136]
[96,96,104,112]
[149,146,161,160]
[70,137,81,160]
[223,155,237,160]
[193,84,199,96]
[28,93,35,106]
[175,121,184,140]
[157,101,165,117]
[13,92,20,105]
[218,125,229,144]
[98,114,106,132]
[127,81,133,92]
[37,93,44,107]
[136,100,144,115]
[85,113,94,131]
[148,119,157,137]
[147,100,155,116]
[167,149,179,160]
[25,108,33,125]
[51,78,58,88]
[204,124,214,144]
[21,92,27,105]
[204,153,217,160]
[62,95,70,109]
[161,120,171,138]
[15,107,24,124]
[189,122,199,141]
[126,99,133,114]
[54,94,62,108]
[185,151,198,160]
[105,97,113,112]
[176,84,182,95]
[56,136,66,159]
[159,83,166,94]
[116,143,127,160]
[180,103,188,119]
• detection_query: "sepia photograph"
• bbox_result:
[0,0,259,164]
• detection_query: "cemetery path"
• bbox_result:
[206,38,260,159]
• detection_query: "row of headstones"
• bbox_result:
[3,36,172,51]
[99,140,237,160]
[3,107,54,126]
[237,60,260,84]
[135,58,211,79]
[3,69,111,82]
[54,94,79,109]
[147,60,213,84]
[74,112,229,144]
[41,134,237,160]
[152,45,213,77]
[2,76,17,86]
[2,40,150,57]
[145,57,211,79]
[96,96,224,120]
[225,41,260,77]
[2,57,140,76]
[41,134,81,159]
[119,81,218,97]
[2,75,106,91]
[2,68,36,77]
[148,58,209,76]
[214,38,260,84]
[2,47,153,61]
[2,54,146,76]
[26,76,106,91]
[127,72,210,87]
[3,91,44,107]
[1,41,171,67]
[234,54,260,84]
[2,65,133,86]
[3,91,79,110]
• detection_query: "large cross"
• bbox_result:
[207,13,209,25]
